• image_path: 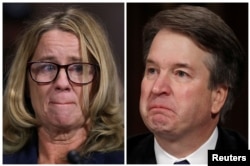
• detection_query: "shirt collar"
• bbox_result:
[154,127,218,164]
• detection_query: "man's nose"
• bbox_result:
[152,73,172,95]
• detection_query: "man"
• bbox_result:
[127,5,247,164]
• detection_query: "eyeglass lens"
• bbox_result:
[29,62,96,84]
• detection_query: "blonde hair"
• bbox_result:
[3,8,124,155]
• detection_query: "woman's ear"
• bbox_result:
[211,85,228,114]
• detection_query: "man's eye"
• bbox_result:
[176,70,188,77]
[144,67,159,80]
[146,68,157,75]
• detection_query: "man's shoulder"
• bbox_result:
[127,133,156,164]
[127,132,154,149]
[216,126,248,150]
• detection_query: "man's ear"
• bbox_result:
[211,85,228,114]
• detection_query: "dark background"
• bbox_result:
[127,3,248,141]
[2,2,249,143]
[3,3,124,88]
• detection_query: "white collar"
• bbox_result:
[154,127,218,164]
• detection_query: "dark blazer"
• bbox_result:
[3,133,124,164]
[127,126,248,164]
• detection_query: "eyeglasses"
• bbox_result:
[27,62,99,85]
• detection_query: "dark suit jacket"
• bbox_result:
[3,132,124,164]
[127,126,248,164]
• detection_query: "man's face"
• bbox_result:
[140,29,224,138]
[28,29,90,131]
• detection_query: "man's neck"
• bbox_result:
[155,127,218,164]
[155,122,218,158]
[37,127,87,164]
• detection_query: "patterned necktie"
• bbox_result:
[173,159,190,164]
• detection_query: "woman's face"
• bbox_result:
[28,29,91,131]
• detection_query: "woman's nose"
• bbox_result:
[54,68,71,90]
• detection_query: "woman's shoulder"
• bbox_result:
[80,150,124,164]
[3,133,38,164]
[3,147,37,164]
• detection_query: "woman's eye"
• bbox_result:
[38,64,56,72]
[44,64,56,71]
[69,64,83,73]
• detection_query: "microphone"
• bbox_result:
[67,150,81,164]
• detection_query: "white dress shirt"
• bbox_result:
[154,127,218,164]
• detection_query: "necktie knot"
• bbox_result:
[173,159,190,164]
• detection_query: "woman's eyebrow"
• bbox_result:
[31,56,56,62]
[32,56,82,62]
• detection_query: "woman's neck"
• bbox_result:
[37,127,87,164]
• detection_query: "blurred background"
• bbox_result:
[3,3,124,90]
[127,3,248,141]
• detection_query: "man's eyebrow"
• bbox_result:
[145,58,157,65]
[172,63,190,68]
[146,59,190,68]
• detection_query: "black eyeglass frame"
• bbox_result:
[27,62,99,85]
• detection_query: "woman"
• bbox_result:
[3,7,124,164]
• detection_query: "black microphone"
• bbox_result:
[67,150,81,164]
